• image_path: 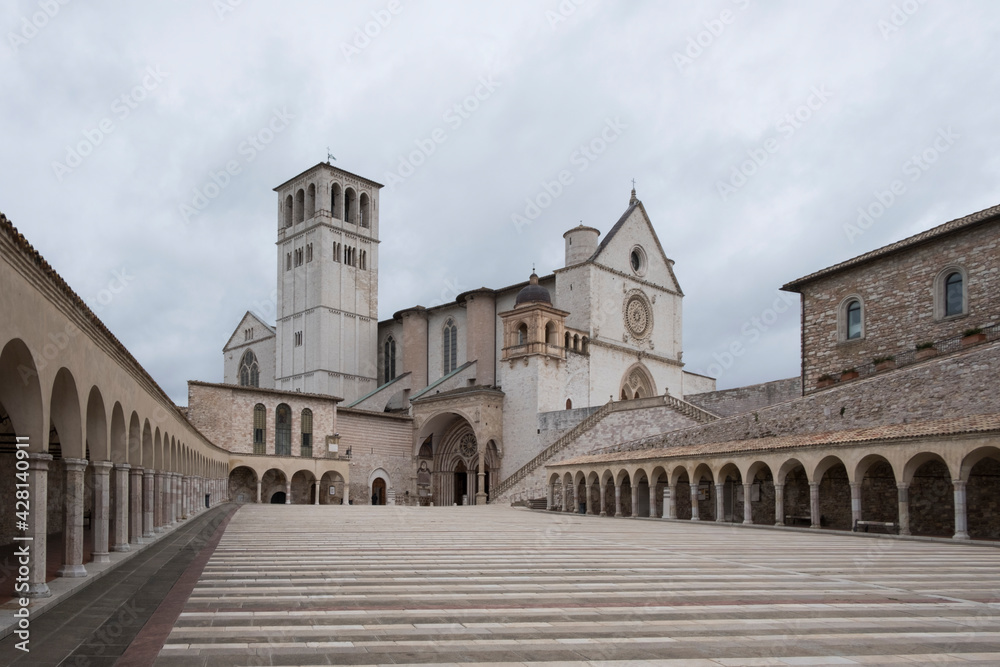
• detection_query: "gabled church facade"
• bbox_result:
[189,162,715,506]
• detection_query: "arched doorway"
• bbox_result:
[270,491,286,504]
[453,461,468,505]
[372,478,386,505]
[619,363,655,400]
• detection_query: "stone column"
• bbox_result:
[143,469,155,538]
[953,480,970,540]
[92,461,112,563]
[809,482,821,529]
[850,482,862,529]
[181,476,190,518]
[572,482,579,514]
[743,483,753,525]
[285,479,291,504]
[314,482,320,505]
[59,458,88,578]
[26,453,52,597]
[166,473,176,526]
[690,484,700,521]
[586,483,595,515]
[476,450,488,506]
[715,483,725,522]
[129,467,143,546]
[666,484,676,520]
[112,464,131,552]
[256,479,262,504]
[630,484,638,518]
[774,483,784,526]
[649,483,659,519]
[546,482,553,510]
[614,484,622,517]
[153,471,164,532]
[897,482,910,536]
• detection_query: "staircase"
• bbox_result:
[491,394,719,502]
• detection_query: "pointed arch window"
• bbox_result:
[300,408,313,457]
[384,336,397,382]
[253,404,266,455]
[239,350,260,387]
[443,319,458,374]
[275,404,291,456]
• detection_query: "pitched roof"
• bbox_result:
[552,413,1000,467]
[782,203,1000,291]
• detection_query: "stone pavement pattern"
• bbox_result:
[157,505,1000,666]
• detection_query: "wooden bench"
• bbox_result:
[785,515,811,527]
[853,520,898,534]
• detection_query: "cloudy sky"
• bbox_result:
[2,1,998,404]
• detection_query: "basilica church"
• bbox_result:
[185,161,716,506]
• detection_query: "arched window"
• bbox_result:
[283,194,293,228]
[945,272,963,316]
[360,192,371,228]
[384,336,397,382]
[239,350,259,387]
[344,188,356,223]
[306,183,316,219]
[443,319,458,374]
[544,322,555,345]
[294,188,304,223]
[300,408,313,457]
[581,336,589,354]
[275,404,291,456]
[845,299,862,340]
[565,398,573,410]
[517,323,528,346]
[331,183,342,219]
[565,331,571,348]
[253,404,266,455]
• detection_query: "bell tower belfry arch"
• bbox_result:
[273,163,382,401]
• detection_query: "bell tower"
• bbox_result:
[273,163,382,401]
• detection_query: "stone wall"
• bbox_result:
[497,402,701,504]
[613,339,1000,453]
[685,378,801,418]
[792,217,1000,392]
[337,408,414,505]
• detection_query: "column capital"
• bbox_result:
[130,466,144,475]
[63,457,88,472]
[92,460,114,471]
[896,481,910,490]
[114,462,131,471]
[26,452,53,469]
[143,468,155,478]
[952,479,967,489]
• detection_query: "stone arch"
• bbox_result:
[649,464,668,518]
[141,420,153,470]
[128,411,141,466]
[320,470,346,505]
[854,453,898,525]
[228,464,258,503]
[359,191,371,228]
[368,467,390,505]
[0,338,45,452]
[778,457,810,524]
[294,187,305,223]
[619,362,655,400]
[344,187,356,223]
[745,461,775,525]
[291,469,317,504]
[87,387,109,462]
[331,182,342,219]
[51,367,83,459]
[283,193,293,227]
[110,403,127,464]
[813,455,851,530]
[903,452,954,537]
[962,447,1000,539]
[261,468,287,504]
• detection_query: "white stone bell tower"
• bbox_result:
[273,163,382,401]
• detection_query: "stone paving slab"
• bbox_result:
[155,505,1000,666]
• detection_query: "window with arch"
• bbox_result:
[331,183,342,219]
[253,404,266,454]
[294,188,305,223]
[360,192,371,228]
[935,267,967,319]
[565,398,573,410]
[275,404,291,456]
[239,350,259,387]
[306,183,316,219]
[516,322,528,346]
[384,336,397,382]
[344,188,356,223]
[333,242,341,262]
[544,321,555,345]
[842,298,863,341]
[443,319,458,374]
[300,408,313,457]
[283,194,293,228]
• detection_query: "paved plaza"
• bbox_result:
[148,504,1000,666]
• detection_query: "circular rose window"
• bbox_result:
[623,291,652,338]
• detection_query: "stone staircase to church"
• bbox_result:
[491,394,718,503]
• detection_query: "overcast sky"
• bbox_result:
[2,1,998,405]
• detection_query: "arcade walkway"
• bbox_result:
[5,504,1000,665]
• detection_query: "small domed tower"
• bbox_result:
[499,272,569,362]
[563,225,600,267]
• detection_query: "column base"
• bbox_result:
[743,519,753,525]
[599,511,606,517]
[811,524,820,530]
[27,583,51,598]
[92,552,111,563]
[57,564,88,578]
[475,493,488,505]
[130,537,145,547]
[690,517,700,521]
[143,530,155,539]
[775,521,784,526]
[953,531,970,540]
[112,543,131,553]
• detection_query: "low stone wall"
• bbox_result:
[685,378,801,418]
